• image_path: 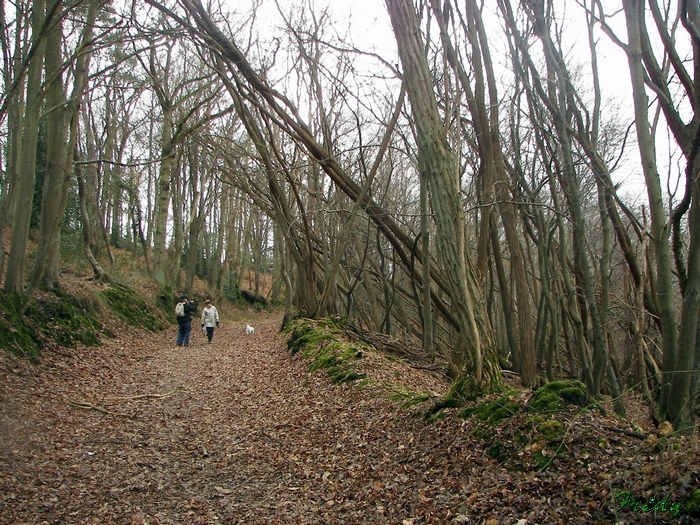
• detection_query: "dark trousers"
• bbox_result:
[177,321,192,347]
[205,326,215,342]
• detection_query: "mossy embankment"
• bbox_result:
[282,317,446,409]
[0,280,174,357]
[283,317,369,384]
[423,379,595,471]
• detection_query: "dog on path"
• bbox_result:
[245,324,255,335]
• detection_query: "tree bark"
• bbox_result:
[385,0,500,387]
[4,0,46,294]
[432,0,536,386]
[26,0,97,296]
[622,0,680,418]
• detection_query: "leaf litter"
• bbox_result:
[1,312,699,524]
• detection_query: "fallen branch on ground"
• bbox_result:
[603,425,647,440]
[104,387,180,401]
[67,399,132,418]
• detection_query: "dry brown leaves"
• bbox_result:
[1,312,699,524]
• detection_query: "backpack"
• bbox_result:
[175,302,185,317]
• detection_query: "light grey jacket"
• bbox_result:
[201,305,220,327]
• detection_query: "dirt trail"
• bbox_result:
[3,312,699,525]
[0,313,453,524]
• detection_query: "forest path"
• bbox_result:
[0,312,456,524]
[2,312,697,525]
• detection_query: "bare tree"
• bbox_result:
[4,0,48,294]
[385,0,501,387]
[26,0,99,297]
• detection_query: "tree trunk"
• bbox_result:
[76,155,108,281]
[431,0,536,386]
[152,116,174,288]
[4,0,46,294]
[27,0,97,296]
[386,0,501,388]
[623,0,680,418]
[420,168,434,355]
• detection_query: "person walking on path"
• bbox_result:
[175,295,197,347]
[201,299,220,343]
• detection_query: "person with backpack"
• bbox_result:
[200,299,220,343]
[175,295,197,347]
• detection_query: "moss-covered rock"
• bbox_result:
[530,380,588,412]
[538,419,564,440]
[684,489,700,517]
[459,394,521,424]
[285,317,344,356]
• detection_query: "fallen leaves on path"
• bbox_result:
[1,313,699,524]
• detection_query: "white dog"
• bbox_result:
[245,324,255,335]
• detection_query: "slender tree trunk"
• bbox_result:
[386,0,501,388]
[76,156,107,281]
[4,0,46,294]
[420,169,434,354]
[152,121,174,288]
[28,0,97,296]
[0,0,23,283]
[212,195,226,291]
[623,0,680,417]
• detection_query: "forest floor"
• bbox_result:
[1,310,700,524]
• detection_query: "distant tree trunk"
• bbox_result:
[281,239,294,326]
[152,108,174,288]
[76,154,107,281]
[184,145,208,293]
[82,104,114,269]
[356,235,381,331]
[219,64,319,313]
[271,224,282,302]
[211,193,226,291]
[504,0,612,397]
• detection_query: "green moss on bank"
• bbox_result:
[388,385,433,409]
[0,292,40,357]
[684,489,700,517]
[284,317,367,384]
[530,380,589,412]
[459,393,522,424]
[25,290,102,347]
[0,289,103,356]
[99,282,165,331]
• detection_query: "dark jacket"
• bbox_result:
[177,301,197,325]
